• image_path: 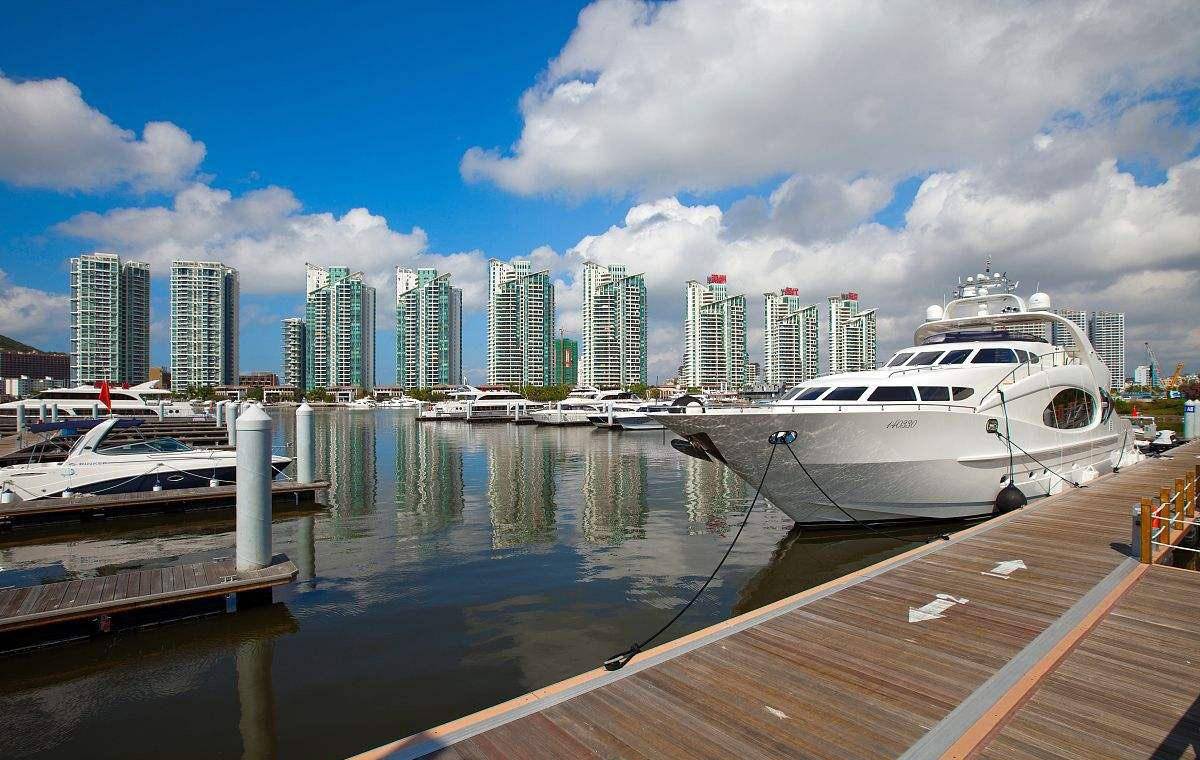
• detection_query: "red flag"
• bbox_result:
[99,380,112,412]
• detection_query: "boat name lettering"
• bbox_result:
[885,419,918,429]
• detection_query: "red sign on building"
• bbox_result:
[844,292,859,301]
[782,287,799,296]
[707,274,727,284]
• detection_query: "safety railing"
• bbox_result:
[981,349,1080,403]
[1138,464,1200,566]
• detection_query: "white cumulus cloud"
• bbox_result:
[0,74,206,193]
[0,269,70,350]
[462,0,1200,196]
[55,183,490,306]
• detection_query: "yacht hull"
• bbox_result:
[656,409,1135,524]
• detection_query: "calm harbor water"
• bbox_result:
[0,410,947,759]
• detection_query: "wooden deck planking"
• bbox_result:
[0,480,328,527]
[0,555,297,635]
[978,564,1200,759]
[353,441,1200,760]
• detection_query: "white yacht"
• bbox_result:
[427,386,543,420]
[590,396,705,431]
[345,398,377,411]
[377,396,420,409]
[0,418,292,501]
[0,381,198,419]
[656,275,1141,525]
[530,388,641,426]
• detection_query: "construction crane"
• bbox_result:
[1164,362,1186,390]
[1145,342,1161,388]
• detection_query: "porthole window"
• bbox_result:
[1042,388,1095,429]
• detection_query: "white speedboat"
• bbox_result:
[530,388,641,426]
[345,398,377,411]
[427,386,543,421]
[590,396,705,431]
[0,381,197,419]
[0,418,292,501]
[656,277,1141,525]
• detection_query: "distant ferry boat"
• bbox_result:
[658,272,1141,525]
[0,381,198,419]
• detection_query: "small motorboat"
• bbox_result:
[0,418,291,501]
[345,398,377,411]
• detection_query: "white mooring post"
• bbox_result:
[295,402,314,484]
[38,402,46,422]
[216,400,226,426]
[16,404,26,436]
[157,400,166,420]
[226,400,239,446]
[91,402,100,418]
[236,404,274,571]
[50,403,59,423]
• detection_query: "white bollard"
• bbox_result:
[157,400,165,420]
[216,400,226,426]
[1184,398,1197,441]
[38,402,46,422]
[0,489,13,504]
[15,404,25,435]
[295,402,314,484]
[236,404,274,572]
[50,403,59,422]
[91,402,100,418]
[226,399,239,446]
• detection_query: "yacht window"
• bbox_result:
[824,386,867,401]
[918,386,950,401]
[971,347,1018,364]
[906,351,944,366]
[1099,388,1114,423]
[796,386,830,401]
[952,387,974,401]
[1043,388,1095,429]
[885,352,913,367]
[868,386,917,402]
[938,349,972,365]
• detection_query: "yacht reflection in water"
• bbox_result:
[732,523,953,615]
[395,417,465,537]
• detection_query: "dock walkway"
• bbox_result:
[0,480,328,529]
[0,554,297,635]
[357,442,1200,759]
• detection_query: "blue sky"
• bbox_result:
[1,1,1197,380]
[0,2,617,376]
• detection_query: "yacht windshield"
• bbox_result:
[98,438,194,454]
[906,351,944,366]
[825,386,867,401]
[938,349,972,365]
[793,386,829,401]
[971,348,1018,364]
[885,352,913,367]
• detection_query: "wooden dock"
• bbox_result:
[356,442,1200,760]
[0,480,328,529]
[0,554,297,636]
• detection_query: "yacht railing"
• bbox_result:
[982,349,1080,401]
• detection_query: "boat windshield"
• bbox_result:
[97,438,195,454]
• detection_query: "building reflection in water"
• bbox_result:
[682,455,749,535]
[395,417,465,537]
[487,426,556,548]
[580,433,648,544]
[315,411,378,532]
